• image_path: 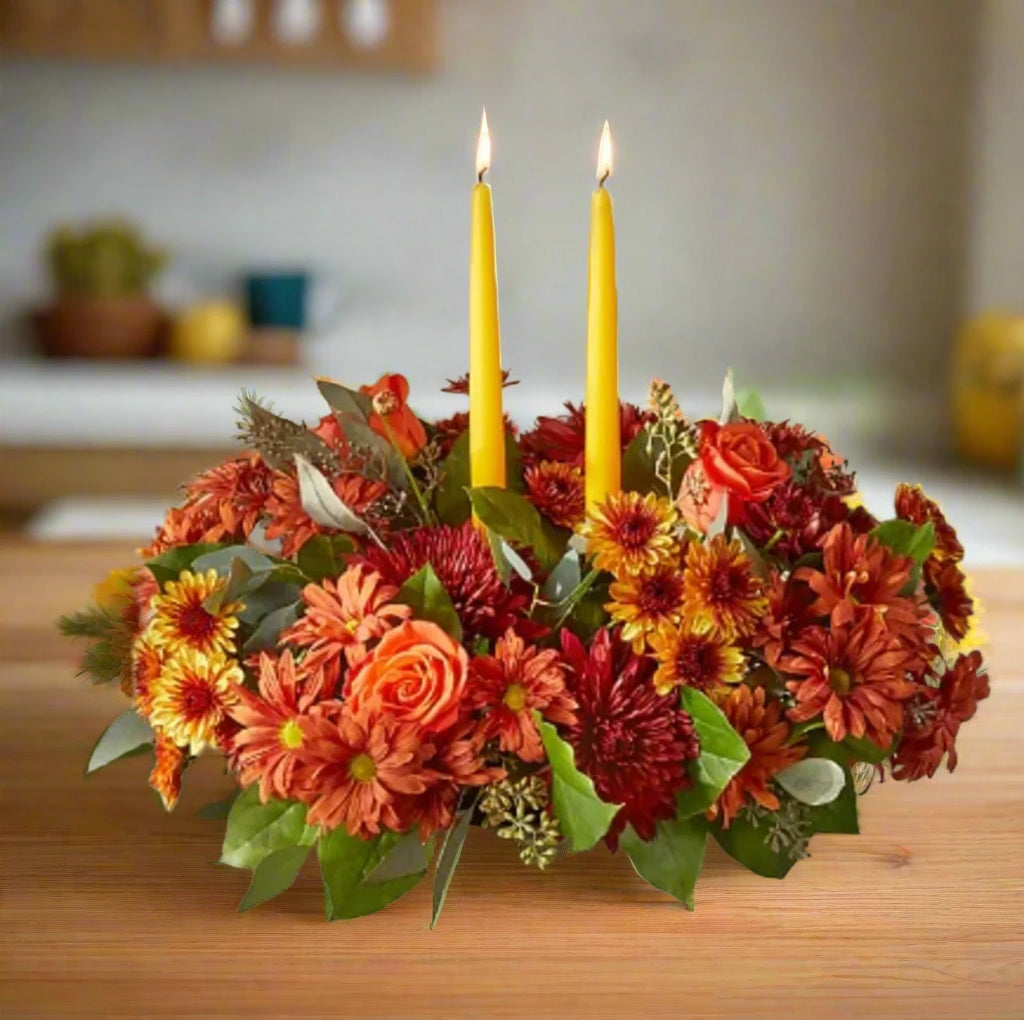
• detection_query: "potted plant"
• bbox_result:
[35,220,167,358]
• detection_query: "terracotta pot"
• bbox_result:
[35,295,165,359]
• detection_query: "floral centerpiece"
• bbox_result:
[60,371,989,924]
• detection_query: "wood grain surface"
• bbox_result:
[2,540,1022,1019]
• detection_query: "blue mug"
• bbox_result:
[244,270,340,332]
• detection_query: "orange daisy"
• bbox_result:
[148,569,241,659]
[649,623,745,695]
[149,733,187,811]
[606,564,687,653]
[714,684,806,828]
[581,491,680,577]
[282,564,411,672]
[682,534,767,641]
[524,461,586,529]
[148,648,243,755]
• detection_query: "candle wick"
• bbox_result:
[478,167,488,183]
[597,169,610,187]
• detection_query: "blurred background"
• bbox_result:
[0,0,1022,560]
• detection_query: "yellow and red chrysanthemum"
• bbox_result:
[714,684,806,828]
[130,629,165,711]
[606,564,687,654]
[468,628,577,762]
[149,733,187,811]
[582,491,680,578]
[147,647,243,755]
[681,534,767,642]
[283,564,411,673]
[148,569,241,659]
[524,460,586,529]
[649,623,745,695]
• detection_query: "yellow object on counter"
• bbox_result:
[585,121,621,512]
[169,300,246,364]
[952,313,1024,470]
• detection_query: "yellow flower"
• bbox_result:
[148,647,243,755]
[93,567,136,613]
[149,568,241,658]
[606,565,686,653]
[682,534,767,642]
[581,491,680,578]
[649,623,745,695]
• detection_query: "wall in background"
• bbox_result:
[0,0,978,399]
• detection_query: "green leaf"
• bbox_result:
[397,565,463,641]
[621,814,709,910]
[365,830,431,885]
[804,733,860,835]
[296,534,355,583]
[318,828,427,921]
[86,710,153,774]
[711,811,799,879]
[537,717,620,852]
[434,431,471,525]
[197,794,238,820]
[842,732,896,765]
[236,579,303,626]
[242,600,302,654]
[146,542,222,586]
[870,520,936,565]
[316,377,374,420]
[431,802,476,929]
[621,430,657,492]
[774,758,846,806]
[220,786,317,869]
[736,387,766,421]
[468,487,569,572]
[191,544,276,577]
[203,557,253,614]
[237,844,311,912]
[674,688,751,818]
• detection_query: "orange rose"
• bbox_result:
[345,620,468,734]
[360,373,427,460]
[699,420,790,503]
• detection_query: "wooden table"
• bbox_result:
[2,541,1023,1019]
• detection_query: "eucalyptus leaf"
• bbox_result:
[719,369,738,424]
[499,538,533,583]
[86,710,154,774]
[146,542,222,586]
[485,527,512,584]
[542,549,582,602]
[236,580,303,627]
[296,534,355,583]
[468,487,569,572]
[318,828,426,921]
[237,844,311,913]
[203,557,253,614]
[774,757,846,806]
[537,717,620,852]
[191,545,276,576]
[431,802,476,929]
[675,688,750,818]
[397,565,463,641]
[242,600,302,654]
[220,786,317,870]
[294,454,376,537]
[803,737,860,835]
[315,376,373,420]
[621,814,709,910]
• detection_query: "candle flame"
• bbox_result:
[597,120,613,184]
[476,107,491,180]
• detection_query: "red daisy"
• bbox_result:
[781,614,917,748]
[469,628,577,762]
[354,521,532,643]
[560,628,700,850]
[892,651,990,781]
[519,401,651,469]
[524,460,586,529]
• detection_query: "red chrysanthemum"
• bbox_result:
[519,401,651,469]
[892,651,990,781]
[923,558,974,642]
[760,421,855,495]
[263,470,388,558]
[895,483,964,563]
[781,614,917,748]
[737,484,858,561]
[524,460,585,529]
[354,522,533,643]
[469,628,577,762]
[560,628,700,850]
[750,570,818,669]
[715,684,806,828]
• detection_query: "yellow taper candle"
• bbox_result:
[585,120,620,510]
[469,108,506,490]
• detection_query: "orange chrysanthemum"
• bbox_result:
[682,534,767,642]
[649,623,745,695]
[468,628,577,762]
[298,708,433,837]
[148,648,243,755]
[148,569,241,659]
[714,685,806,828]
[149,733,187,811]
[582,491,680,577]
[524,461,586,529]
[185,451,274,540]
[263,471,387,558]
[141,500,225,557]
[606,564,687,653]
[282,565,411,672]
[228,650,332,803]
